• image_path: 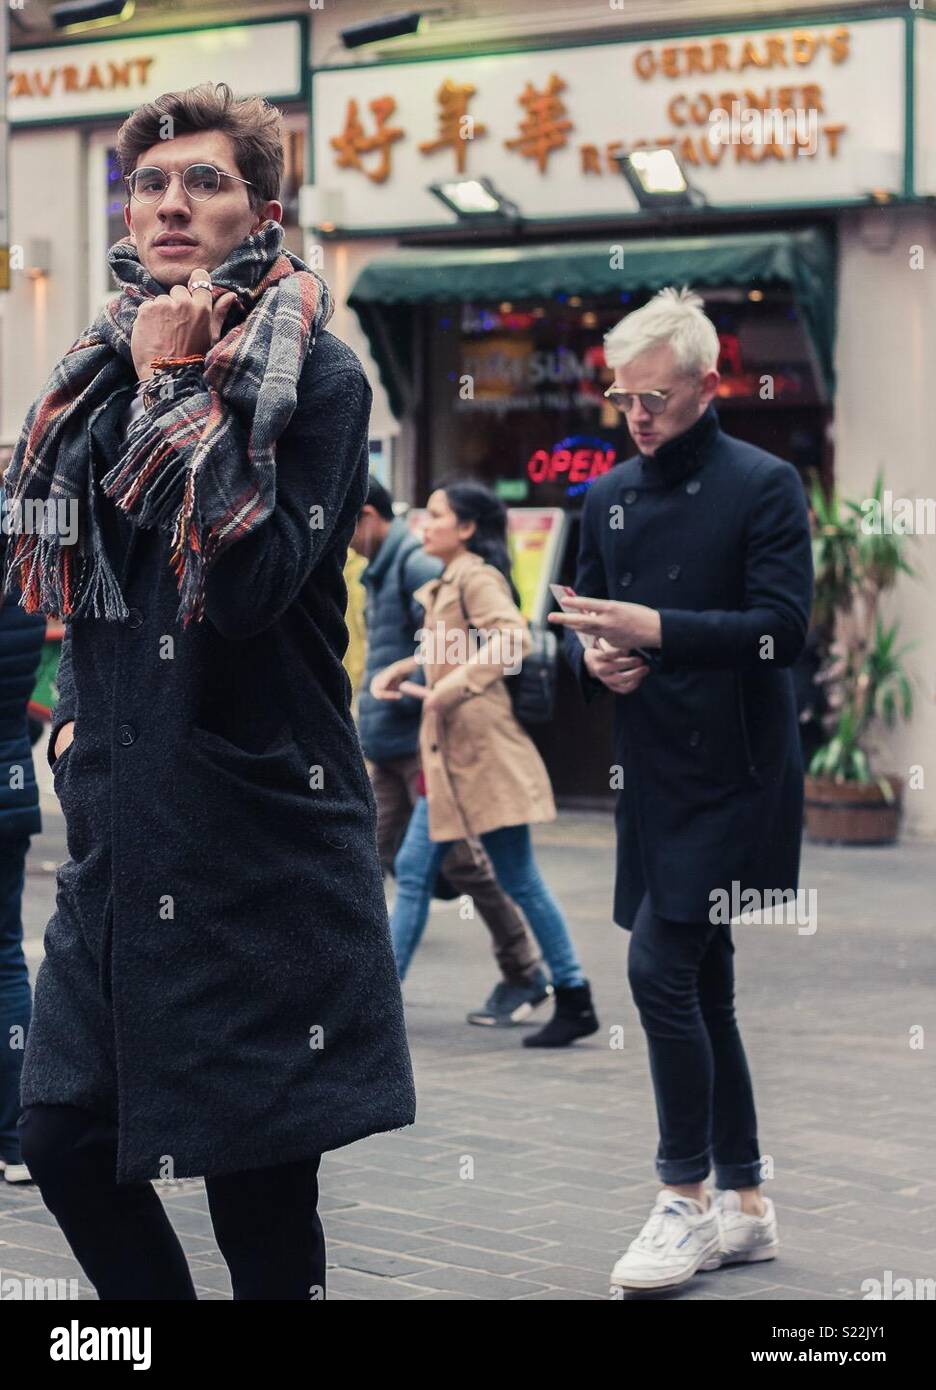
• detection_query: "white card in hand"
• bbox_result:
[549,583,602,650]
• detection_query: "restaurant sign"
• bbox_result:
[312,17,905,227]
[8,21,303,125]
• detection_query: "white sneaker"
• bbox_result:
[610,1190,720,1291]
[701,1189,779,1269]
[0,1159,33,1184]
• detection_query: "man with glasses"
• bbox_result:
[551,287,813,1293]
[5,83,415,1300]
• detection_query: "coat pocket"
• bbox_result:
[51,738,75,783]
[439,699,486,772]
[50,738,99,865]
[735,674,764,786]
[189,719,294,759]
[184,737,310,846]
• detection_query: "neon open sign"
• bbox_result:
[527,435,617,495]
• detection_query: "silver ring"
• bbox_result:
[190,280,212,291]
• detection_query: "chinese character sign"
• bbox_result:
[314,20,905,227]
[418,79,488,174]
[330,96,404,185]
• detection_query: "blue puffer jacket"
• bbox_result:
[358,517,442,763]
[0,588,45,840]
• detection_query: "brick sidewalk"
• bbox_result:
[3,811,935,1300]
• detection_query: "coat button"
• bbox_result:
[686,479,701,495]
[619,572,633,588]
[667,564,681,580]
[623,489,637,504]
[118,723,136,747]
[689,729,701,748]
[127,608,143,628]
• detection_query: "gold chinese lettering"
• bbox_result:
[504,73,573,173]
[418,79,487,174]
[330,96,404,185]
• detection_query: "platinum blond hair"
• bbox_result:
[603,286,720,375]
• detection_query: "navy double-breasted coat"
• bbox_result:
[19,330,416,1182]
[565,404,814,931]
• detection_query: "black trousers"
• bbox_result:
[627,893,762,1190]
[18,1104,326,1300]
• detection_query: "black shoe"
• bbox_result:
[466,969,553,1027]
[522,980,599,1048]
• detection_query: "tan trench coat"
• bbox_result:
[412,550,557,842]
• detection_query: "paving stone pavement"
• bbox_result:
[3,805,935,1301]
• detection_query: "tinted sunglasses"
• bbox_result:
[603,386,674,415]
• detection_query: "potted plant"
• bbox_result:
[804,475,915,844]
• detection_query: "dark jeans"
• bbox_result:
[627,893,762,1190]
[18,1104,326,1300]
[0,832,32,1165]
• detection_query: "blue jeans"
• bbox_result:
[391,797,584,988]
[0,833,32,1165]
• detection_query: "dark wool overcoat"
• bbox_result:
[565,404,813,931]
[19,330,416,1182]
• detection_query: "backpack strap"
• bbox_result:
[396,540,425,631]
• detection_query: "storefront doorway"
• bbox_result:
[350,228,835,802]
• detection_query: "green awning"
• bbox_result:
[348,227,836,418]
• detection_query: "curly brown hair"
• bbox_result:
[115,81,284,210]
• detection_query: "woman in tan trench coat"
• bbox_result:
[372,481,599,1047]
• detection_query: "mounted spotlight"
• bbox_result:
[428,176,521,223]
[340,11,427,49]
[51,0,135,32]
[613,148,706,211]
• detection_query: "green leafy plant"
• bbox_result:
[808,474,915,796]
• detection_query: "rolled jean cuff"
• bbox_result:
[714,1160,764,1190]
[655,1147,710,1186]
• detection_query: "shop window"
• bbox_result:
[104,146,129,286]
[425,289,825,511]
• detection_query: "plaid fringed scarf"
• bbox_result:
[1,219,333,626]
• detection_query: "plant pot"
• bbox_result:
[804,775,904,845]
